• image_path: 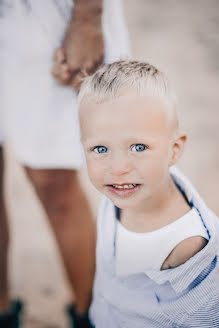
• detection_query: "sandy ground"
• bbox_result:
[4,1,219,327]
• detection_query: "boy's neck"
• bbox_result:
[120,176,191,233]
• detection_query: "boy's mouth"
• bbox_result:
[105,183,141,197]
[111,183,139,189]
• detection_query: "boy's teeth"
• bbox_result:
[112,184,137,189]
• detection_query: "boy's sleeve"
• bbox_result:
[182,292,219,327]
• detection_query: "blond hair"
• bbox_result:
[78,60,177,109]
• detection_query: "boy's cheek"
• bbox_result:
[87,162,104,188]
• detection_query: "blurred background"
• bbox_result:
[5,1,219,327]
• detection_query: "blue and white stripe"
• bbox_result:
[90,167,219,327]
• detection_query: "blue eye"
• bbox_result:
[93,146,108,154]
[131,144,146,152]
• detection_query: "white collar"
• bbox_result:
[108,166,219,293]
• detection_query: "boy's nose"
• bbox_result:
[109,156,132,176]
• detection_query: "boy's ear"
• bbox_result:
[169,132,187,166]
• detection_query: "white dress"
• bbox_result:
[0,0,130,168]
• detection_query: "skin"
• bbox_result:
[0,156,96,315]
[80,91,207,270]
[52,0,104,90]
[25,168,96,313]
[0,0,103,315]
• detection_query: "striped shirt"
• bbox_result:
[90,167,219,327]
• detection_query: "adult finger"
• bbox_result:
[54,48,66,64]
[52,63,71,85]
[82,54,104,77]
[51,61,61,78]
[70,70,85,91]
[88,55,104,75]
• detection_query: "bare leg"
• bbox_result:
[0,147,10,312]
[24,168,96,314]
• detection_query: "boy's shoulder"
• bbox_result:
[161,235,208,270]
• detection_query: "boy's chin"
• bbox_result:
[109,197,140,210]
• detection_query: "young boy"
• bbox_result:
[78,61,219,327]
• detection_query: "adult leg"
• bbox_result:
[0,147,9,312]
[24,167,96,314]
[0,147,23,327]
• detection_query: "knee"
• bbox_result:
[0,227,9,250]
[0,234,9,255]
[0,216,9,251]
[0,202,9,250]
[26,168,79,216]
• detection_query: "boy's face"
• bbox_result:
[80,91,184,210]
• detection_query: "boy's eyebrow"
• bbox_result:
[81,136,157,147]
[125,136,156,143]
[81,138,108,147]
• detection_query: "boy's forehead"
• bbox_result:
[80,96,178,145]
[79,91,177,127]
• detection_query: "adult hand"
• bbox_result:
[52,48,71,85]
[52,1,104,91]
